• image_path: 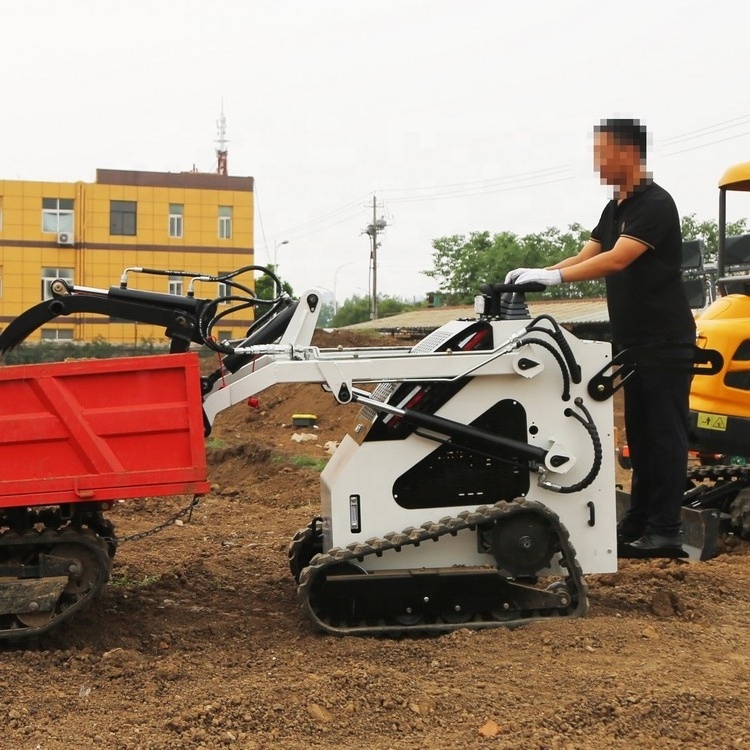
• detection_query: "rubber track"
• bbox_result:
[297,498,588,636]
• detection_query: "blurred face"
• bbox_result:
[594,131,642,187]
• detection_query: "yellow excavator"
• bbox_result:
[685,163,750,542]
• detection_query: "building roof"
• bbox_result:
[344,298,610,333]
[96,168,254,192]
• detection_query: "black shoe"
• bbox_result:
[616,515,646,544]
[619,532,688,560]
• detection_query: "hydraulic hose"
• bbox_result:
[526,314,582,384]
[520,336,572,401]
[553,399,602,494]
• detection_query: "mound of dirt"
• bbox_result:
[2,329,748,750]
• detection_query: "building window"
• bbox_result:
[0,266,3,299]
[217,271,231,302]
[42,198,74,233]
[168,274,183,296]
[110,200,137,236]
[218,330,233,342]
[0,197,3,232]
[41,267,74,301]
[40,328,75,341]
[169,204,183,238]
[218,206,232,239]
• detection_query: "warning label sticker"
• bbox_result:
[697,412,728,431]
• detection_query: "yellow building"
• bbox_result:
[0,168,254,343]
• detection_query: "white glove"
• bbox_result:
[504,268,535,284]
[514,268,563,286]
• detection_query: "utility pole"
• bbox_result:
[364,195,387,320]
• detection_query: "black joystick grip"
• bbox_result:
[478,282,545,320]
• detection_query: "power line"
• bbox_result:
[381,165,569,193]
[386,172,573,204]
[663,129,750,158]
[272,194,370,237]
[280,207,368,243]
[269,167,572,241]
[253,183,271,264]
[662,113,750,145]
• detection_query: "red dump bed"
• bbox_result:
[0,353,209,507]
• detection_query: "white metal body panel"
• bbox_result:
[320,322,617,575]
[203,304,617,576]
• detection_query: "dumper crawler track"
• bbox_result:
[297,499,587,636]
[0,519,112,641]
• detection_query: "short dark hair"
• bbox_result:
[594,118,648,159]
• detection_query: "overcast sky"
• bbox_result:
[2,1,749,303]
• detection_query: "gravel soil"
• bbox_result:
[2,330,748,750]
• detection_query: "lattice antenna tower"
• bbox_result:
[216,103,229,176]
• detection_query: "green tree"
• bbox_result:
[316,301,335,328]
[330,295,421,327]
[424,224,603,302]
[423,231,497,302]
[328,295,369,327]
[253,265,294,318]
[518,224,604,299]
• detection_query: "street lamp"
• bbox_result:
[273,239,290,274]
[333,261,357,315]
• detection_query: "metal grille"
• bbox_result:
[409,328,455,353]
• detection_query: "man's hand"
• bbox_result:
[504,268,535,283]
[513,268,564,286]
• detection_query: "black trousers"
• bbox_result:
[621,341,694,535]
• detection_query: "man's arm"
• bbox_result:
[547,239,603,271]
[556,236,649,282]
[512,236,650,287]
[506,239,602,283]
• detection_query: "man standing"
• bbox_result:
[507,118,695,558]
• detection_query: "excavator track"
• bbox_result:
[0,525,112,641]
[687,464,750,538]
[688,464,750,483]
[297,499,587,636]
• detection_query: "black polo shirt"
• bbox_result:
[590,181,695,344]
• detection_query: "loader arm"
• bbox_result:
[0,283,218,354]
[201,294,598,487]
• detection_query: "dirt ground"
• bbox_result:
[2,329,749,750]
